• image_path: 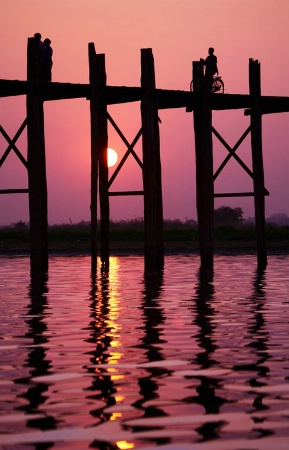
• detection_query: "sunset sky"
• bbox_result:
[1,0,288,226]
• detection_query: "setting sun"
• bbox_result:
[108,147,118,168]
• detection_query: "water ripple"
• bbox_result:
[0,254,288,449]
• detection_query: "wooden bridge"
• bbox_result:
[1,38,289,272]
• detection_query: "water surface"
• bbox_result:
[0,254,289,449]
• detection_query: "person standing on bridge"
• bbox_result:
[40,38,53,83]
[34,33,44,52]
[204,47,218,89]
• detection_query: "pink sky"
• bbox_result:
[1,0,289,225]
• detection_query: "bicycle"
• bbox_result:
[190,75,224,94]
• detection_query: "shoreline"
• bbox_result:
[1,239,288,256]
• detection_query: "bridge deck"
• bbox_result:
[1,79,289,114]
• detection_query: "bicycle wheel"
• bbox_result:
[218,78,224,93]
[211,78,224,93]
[190,79,202,91]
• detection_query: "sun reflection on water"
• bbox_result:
[97,258,127,416]
[116,440,135,449]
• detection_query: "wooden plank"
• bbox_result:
[42,83,142,103]
[141,48,164,270]
[104,86,141,104]
[2,78,289,113]
[0,80,28,97]
[159,91,252,110]
[215,191,269,198]
[26,37,48,272]
[193,60,214,269]
[40,82,89,101]
[215,192,255,197]
[109,191,144,196]
[245,96,289,115]
[0,189,29,194]
[249,59,267,267]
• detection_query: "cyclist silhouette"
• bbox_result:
[189,48,224,94]
[204,47,218,89]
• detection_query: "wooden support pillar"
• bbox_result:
[141,48,164,270]
[249,59,267,267]
[193,60,214,269]
[88,43,98,269]
[88,43,109,270]
[27,37,48,273]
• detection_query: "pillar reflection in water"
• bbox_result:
[235,266,270,416]
[132,269,170,446]
[15,271,57,445]
[191,268,227,440]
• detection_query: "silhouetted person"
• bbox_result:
[34,32,44,51]
[34,32,44,67]
[204,47,218,89]
[40,38,53,83]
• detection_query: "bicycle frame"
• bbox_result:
[190,75,224,94]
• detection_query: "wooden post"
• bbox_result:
[88,43,109,270]
[141,48,164,270]
[193,60,214,269]
[249,59,267,267]
[89,43,99,270]
[27,37,48,273]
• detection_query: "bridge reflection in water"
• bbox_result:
[1,254,288,448]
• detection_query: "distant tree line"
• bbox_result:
[1,206,289,247]
[2,207,289,230]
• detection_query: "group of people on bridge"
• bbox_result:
[34,33,53,83]
[31,37,217,90]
